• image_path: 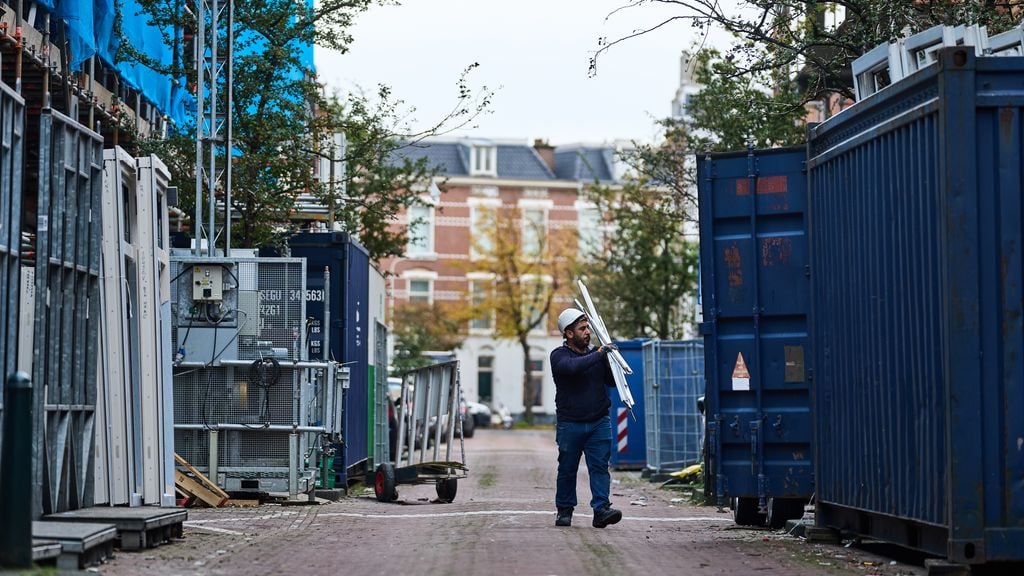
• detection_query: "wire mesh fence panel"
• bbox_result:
[643,341,705,472]
[30,108,104,518]
[0,81,24,459]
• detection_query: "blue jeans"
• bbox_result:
[555,415,612,511]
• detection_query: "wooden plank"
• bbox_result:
[174,470,227,508]
[174,453,229,500]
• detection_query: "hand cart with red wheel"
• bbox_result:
[373,360,467,503]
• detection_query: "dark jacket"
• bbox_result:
[550,344,615,423]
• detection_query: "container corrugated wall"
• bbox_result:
[642,340,704,473]
[697,147,813,514]
[808,47,1024,563]
[609,339,648,469]
[287,232,371,481]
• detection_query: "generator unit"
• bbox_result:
[170,255,344,495]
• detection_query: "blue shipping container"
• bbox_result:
[807,47,1024,564]
[641,340,705,473]
[697,147,813,527]
[287,233,371,480]
[609,339,649,469]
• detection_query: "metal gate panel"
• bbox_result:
[31,108,104,518]
[372,320,389,467]
[642,340,704,472]
[96,147,139,506]
[0,82,23,456]
[136,155,174,505]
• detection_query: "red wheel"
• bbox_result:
[374,463,397,502]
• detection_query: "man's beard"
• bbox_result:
[569,334,590,350]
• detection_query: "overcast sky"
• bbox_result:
[315,0,734,146]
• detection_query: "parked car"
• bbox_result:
[466,402,492,428]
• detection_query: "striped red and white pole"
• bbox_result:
[616,407,628,453]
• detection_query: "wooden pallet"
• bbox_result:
[175,452,230,507]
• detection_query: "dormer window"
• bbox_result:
[470,145,497,177]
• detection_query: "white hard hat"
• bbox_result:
[557,308,587,333]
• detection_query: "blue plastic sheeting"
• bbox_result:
[38,0,188,126]
[57,0,96,69]
[116,0,175,117]
[93,0,117,68]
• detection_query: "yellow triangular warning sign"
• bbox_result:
[733,352,750,379]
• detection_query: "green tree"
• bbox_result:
[136,0,491,258]
[390,303,465,375]
[684,48,806,151]
[583,170,699,340]
[465,206,579,424]
[593,1,1022,111]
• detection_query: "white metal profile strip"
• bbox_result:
[575,280,635,415]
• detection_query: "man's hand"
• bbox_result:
[598,343,618,355]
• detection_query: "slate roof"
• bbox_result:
[390,139,619,183]
[553,147,616,183]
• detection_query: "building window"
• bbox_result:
[519,275,550,334]
[524,358,543,407]
[469,198,500,259]
[468,278,494,331]
[407,204,434,256]
[407,278,432,304]
[470,145,497,177]
[478,355,494,403]
[521,207,547,258]
[576,201,602,256]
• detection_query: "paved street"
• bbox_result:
[100,429,925,576]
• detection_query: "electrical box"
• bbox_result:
[192,265,224,301]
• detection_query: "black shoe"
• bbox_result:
[592,505,622,528]
[555,507,573,527]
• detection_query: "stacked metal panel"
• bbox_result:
[853,23,1024,101]
[808,47,1024,564]
[29,108,104,518]
[94,149,175,507]
[0,81,24,458]
[641,340,704,473]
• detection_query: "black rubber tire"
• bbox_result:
[435,478,458,503]
[374,463,398,503]
[733,496,767,526]
[462,415,475,438]
[766,497,805,529]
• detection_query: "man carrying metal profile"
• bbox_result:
[549,307,622,528]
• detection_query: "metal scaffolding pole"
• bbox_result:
[193,0,234,257]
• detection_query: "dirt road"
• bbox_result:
[100,428,924,576]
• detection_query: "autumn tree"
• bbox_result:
[390,303,466,375]
[465,206,579,424]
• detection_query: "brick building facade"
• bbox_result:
[382,138,626,420]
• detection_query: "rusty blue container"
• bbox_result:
[287,232,370,485]
[808,47,1024,564]
[697,146,813,528]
